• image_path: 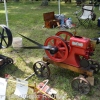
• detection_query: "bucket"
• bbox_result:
[12,37,22,49]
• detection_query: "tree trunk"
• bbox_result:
[41,0,48,6]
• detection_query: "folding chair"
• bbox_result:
[75,4,96,28]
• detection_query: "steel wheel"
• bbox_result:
[0,25,12,48]
[55,31,73,41]
[33,61,50,78]
[6,58,13,64]
[71,77,91,94]
[44,36,69,62]
[89,59,100,74]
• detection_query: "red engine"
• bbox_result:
[44,31,95,68]
[65,36,94,67]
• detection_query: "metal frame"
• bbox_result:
[75,4,95,28]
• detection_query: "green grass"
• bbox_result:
[0,1,100,100]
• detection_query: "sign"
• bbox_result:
[0,78,7,100]
[72,41,83,47]
[14,78,28,99]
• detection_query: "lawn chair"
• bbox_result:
[43,12,60,28]
[75,4,96,28]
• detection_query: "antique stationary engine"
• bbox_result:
[43,31,99,72]
[20,31,100,94]
[48,32,97,67]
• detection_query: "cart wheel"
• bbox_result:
[89,59,100,74]
[0,25,12,48]
[6,58,13,64]
[33,61,50,78]
[71,77,91,94]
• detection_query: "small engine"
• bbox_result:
[19,31,100,74]
[65,36,95,67]
[20,31,100,95]
[44,31,100,70]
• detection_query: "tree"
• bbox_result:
[41,0,48,6]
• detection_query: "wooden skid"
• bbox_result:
[43,56,93,77]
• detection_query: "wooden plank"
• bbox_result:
[43,56,93,76]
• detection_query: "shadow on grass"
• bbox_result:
[0,62,30,80]
[34,64,100,100]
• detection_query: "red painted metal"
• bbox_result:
[63,36,91,67]
[37,81,55,100]
[44,36,69,62]
[55,31,73,41]
[44,34,94,68]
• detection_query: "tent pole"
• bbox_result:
[4,0,9,28]
[58,0,60,15]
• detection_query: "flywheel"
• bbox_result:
[0,25,12,48]
[44,36,69,62]
[55,31,73,41]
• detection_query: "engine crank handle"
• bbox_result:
[24,73,35,81]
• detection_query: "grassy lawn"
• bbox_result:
[0,0,100,100]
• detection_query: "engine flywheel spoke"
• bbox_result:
[44,36,69,62]
[55,31,73,41]
[71,77,91,94]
